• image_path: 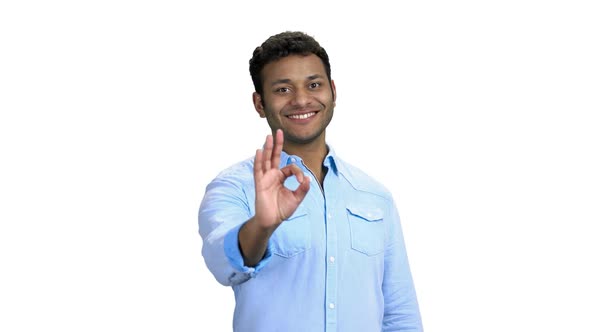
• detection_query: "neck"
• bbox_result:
[282,136,328,185]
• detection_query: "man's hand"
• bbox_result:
[253,129,310,230]
[238,129,310,267]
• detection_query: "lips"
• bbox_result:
[287,111,318,120]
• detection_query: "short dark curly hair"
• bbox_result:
[249,31,332,97]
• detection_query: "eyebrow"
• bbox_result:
[270,74,325,86]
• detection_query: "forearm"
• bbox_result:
[238,216,276,267]
[199,179,270,286]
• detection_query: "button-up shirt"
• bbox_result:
[199,148,422,332]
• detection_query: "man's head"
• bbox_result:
[249,32,337,147]
[249,31,332,101]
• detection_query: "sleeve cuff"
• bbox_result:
[224,222,273,277]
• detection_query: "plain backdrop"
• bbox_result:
[1,1,589,331]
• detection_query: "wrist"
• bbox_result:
[249,215,279,236]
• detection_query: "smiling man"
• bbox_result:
[198,31,423,332]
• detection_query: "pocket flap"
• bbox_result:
[286,206,307,221]
[346,206,384,221]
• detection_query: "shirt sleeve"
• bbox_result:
[198,178,273,286]
[382,200,423,331]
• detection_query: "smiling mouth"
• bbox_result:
[287,112,318,120]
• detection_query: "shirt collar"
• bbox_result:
[279,144,344,177]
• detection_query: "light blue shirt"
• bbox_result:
[199,148,422,332]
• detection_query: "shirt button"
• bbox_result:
[329,303,335,309]
[327,213,332,219]
[329,256,335,263]
[289,157,296,163]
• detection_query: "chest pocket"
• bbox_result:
[270,207,311,258]
[347,205,386,256]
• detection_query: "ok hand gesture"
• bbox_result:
[253,129,311,230]
[239,129,310,267]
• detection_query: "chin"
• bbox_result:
[285,132,322,145]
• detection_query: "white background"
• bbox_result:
[1,1,589,331]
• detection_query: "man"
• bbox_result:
[199,31,422,332]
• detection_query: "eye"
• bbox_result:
[275,87,290,94]
[309,82,321,89]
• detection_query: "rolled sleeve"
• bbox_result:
[199,174,274,286]
[224,222,274,277]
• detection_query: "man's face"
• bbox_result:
[253,54,336,146]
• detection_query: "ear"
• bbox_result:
[252,92,266,118]
[331,80,337,105]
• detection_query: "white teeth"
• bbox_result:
[288,112,315,119]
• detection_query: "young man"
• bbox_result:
[199,31,423,332]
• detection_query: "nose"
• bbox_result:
[291,89,312,107]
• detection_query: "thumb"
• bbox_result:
[292,175,311,201]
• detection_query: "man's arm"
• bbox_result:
[198,130,310,284]
[382,201,423,331]
[238,129,310,267]
[198,178,257,286]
